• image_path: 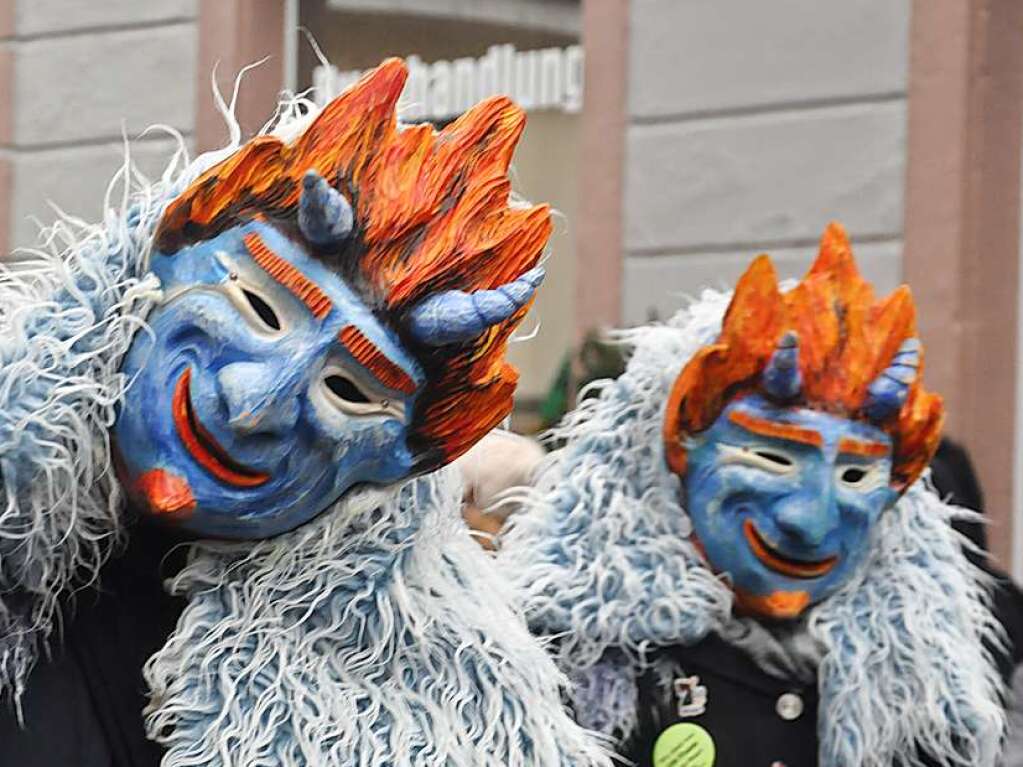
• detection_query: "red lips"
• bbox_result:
[742,519,838,579]
[172,368,270,488]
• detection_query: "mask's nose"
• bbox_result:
[773,479,838,549]
[216,361,301,437]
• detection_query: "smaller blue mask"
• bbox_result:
[683,394,898,618]
[114,220,422,538]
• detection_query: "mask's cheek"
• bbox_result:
[115,328,184,461]
[807,497,891,602]
[305,386,415,491]
[316,421,413,499]
[154,286,286,357]
[217,428,414,537]
[682,472,719,539]
[125,307,230,397]
[835,486,897,553]
[685,469,751,575]
[691,462,781,529]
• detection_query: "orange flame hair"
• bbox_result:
[155,59,551,468]
[663,223,943,491]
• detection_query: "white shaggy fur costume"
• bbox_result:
[499,288,1006,767]
[145,473,609,766]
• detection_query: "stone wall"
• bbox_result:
[621,0,910,323]
[1,0,197,253]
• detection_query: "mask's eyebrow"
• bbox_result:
[338,325,417,395]
[838,437,889,458]
[728,409,823,448]
[243,232,333,319]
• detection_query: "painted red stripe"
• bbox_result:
[243,232,332,319]
[339,325,417,395]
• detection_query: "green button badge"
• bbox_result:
[652,722,715,767]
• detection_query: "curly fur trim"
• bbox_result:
[569,658,640,740]
[144,469,612,767]
[812,487,1005,767]
[0,143,188,713]
[499,289,1006,766]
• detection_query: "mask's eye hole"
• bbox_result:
[841,467,868,484]
[324,374,371,405]
[321,368,404,420]
[720,445,798,475]
[754,450,793,467]
[242,289,281,331]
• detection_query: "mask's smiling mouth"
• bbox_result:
[742,519,838,579]
[172,368,270,488]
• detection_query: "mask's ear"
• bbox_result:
[406,266,544,347]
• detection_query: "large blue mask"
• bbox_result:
[114,219,423,539]
[684,394,898,618]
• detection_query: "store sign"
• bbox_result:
[313,44,584,120]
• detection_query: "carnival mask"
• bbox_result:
[663,224,944,619]
[113,59,551,538]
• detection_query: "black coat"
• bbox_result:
[622,634,818,767]
[617,629,1022,767]
[0,520,186,767]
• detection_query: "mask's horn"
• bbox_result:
[408,266,545,346]
[761,331,802,401]
[865,338,921,422]
[299,170,354,248]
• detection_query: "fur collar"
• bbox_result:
[144,471,610,765]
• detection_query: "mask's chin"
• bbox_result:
[733,587,813,621]
[181,475,411,540]
[111,437,183,517]
[731,556,852,621]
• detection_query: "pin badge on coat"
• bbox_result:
[674,675,708,718]
[653,722,716,767]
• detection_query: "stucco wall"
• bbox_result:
[324,0,578,36]
[621,0,910,323]
[1,0,197,253]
